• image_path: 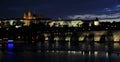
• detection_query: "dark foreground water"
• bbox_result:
[0,50,120,62]
[0,41,120,62]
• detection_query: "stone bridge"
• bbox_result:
[45,31,120,42]
[76,31,120,42]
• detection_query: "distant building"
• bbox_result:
[23,11,36,26]
[23,11,36,19]
[94,17,99,26]
[48,19,84,27]
[23,11,47,26]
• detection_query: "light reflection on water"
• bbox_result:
[0,50,120,62]
[0,41,120,62]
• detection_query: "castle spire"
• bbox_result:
[28,10,32,19]
[23,12,27,19]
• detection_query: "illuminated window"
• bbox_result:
[94,21,99,26]
[89,23,92,27]
[15,25,22,28]
[45,37,49,41]
[48,21,55,27]
[65,36,70,41]
[113,35,120,42]
[94,36,100,41]
[79,36,85,41]
[18,36,21,39]
[54,36,59,41]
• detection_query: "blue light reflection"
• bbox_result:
[8,44,14,50]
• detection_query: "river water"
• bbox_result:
[0,41,120,62]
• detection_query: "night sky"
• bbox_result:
[0,0,120,20]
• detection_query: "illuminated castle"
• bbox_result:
[23,11,36,26]
[23,11,36,19]
[23,11,47,26]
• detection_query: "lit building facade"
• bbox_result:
[1,11,120,42]
[48,19,84,27]
[23,11,36,26]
